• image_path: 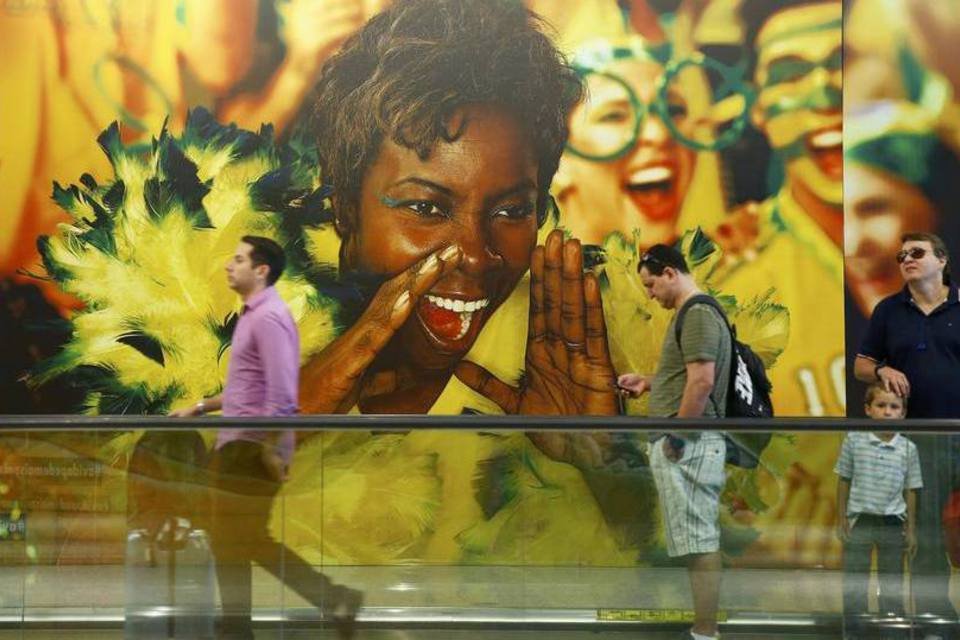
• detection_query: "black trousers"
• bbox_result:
[208,440,336,640]
[842,513,907,619]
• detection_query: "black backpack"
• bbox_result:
[675,294,774,467]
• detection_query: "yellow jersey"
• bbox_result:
[716,189,846,417]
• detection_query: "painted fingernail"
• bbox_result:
[418,254,439,275]
[439,244,460,261]
[393,290,411,314]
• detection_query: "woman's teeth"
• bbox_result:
[809,129,842,150]
[422,296,490,341]
[627,166,674,192]
[425,295,489,313]
[452,313,473,340]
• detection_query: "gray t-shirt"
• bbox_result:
[648,302,732,419]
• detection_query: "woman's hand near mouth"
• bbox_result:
[455,229,620,416]
[299,244,462,413]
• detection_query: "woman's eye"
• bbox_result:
[666,101,688,120]
[595,108,631,124]
[493,203,534,220]
[405,201,447,218]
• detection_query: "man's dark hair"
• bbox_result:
[638,244,689,276]
[740,0,835,78]
[241,235,286,286]
[309,0,582,229]
[902,231,951,285]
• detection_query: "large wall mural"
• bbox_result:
[6,0,944,577]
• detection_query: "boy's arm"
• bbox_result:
[905,488,918,559]
[836,477,851,541]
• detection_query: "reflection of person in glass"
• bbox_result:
[835,384,920,639]
[721,0,844,417]
[172,237,363,640]
[298,0,618,417]
[618,245,732,640]
[855,233,960,634]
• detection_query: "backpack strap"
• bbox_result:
[674,294,732,345]
[673,294,733,417]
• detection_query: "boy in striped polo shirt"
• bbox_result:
[835,383,922,638]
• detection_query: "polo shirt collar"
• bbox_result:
[868,432,900,448]
[242,286,277,313]
[898,283,959,308]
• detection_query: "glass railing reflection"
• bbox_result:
[0,417,959,638]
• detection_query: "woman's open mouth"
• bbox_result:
[623,164,680,222]
[417,294,491,346]
[805,125,842,180]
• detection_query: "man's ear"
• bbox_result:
[255,263,271,282]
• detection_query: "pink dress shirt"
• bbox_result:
[216,286,298,463]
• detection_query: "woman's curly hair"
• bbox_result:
[309,0,582,228]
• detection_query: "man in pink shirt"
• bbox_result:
[173,236,361,639]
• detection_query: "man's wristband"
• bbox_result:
[874,363,886,380]
[195,400,206,415]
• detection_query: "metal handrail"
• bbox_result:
[2,414,960,431]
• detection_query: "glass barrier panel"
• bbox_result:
[0,421,957,639]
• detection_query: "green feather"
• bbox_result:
[146,135,212,228]
[116,328,166,366]
[681,227,718,267]
[66,365,181,415]
[33,107,342,414]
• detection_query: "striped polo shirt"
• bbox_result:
[834,432,923,518]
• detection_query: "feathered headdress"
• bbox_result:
[32,108,343,414]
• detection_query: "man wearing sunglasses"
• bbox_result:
[855,233,958,412]
[618,244,732,640]
[855,232,960,640]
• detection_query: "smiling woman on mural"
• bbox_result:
[556,37,696,247]
[296,0,618,417]
[553,30,750,249]
[30,0,642,567]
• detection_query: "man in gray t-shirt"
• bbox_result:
[649,303,731,419]
[617,244,731,640]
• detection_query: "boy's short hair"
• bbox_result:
[864,381,907,411]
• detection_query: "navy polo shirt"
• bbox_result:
[859,285,960,418]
